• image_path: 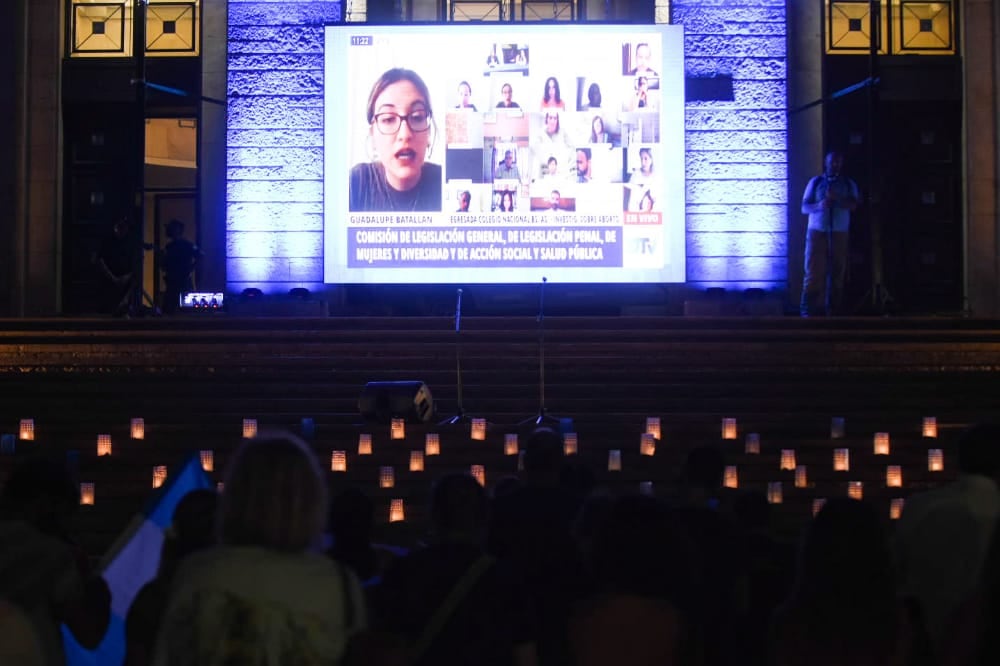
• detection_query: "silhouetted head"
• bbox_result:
[171,489,218,556]
[159,488,218,577]
[958,422,1000,480]
[589,494,697,609]
[523,427,564,485]
[431,473,488,543]
[681,445,725,491]
[328,486,374,546]
[732,490,771,532]
[165,219,184,239]
[218,431,327,552]
[795,497,894,606]
[0,457,79,537]
[824,151,844,177]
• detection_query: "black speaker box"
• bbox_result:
[359,381,434,423]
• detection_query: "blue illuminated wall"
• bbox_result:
[675,0,787,290]
[226,1,787,294]
[227,0,341,295]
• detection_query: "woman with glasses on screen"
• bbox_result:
[349,68,442,212]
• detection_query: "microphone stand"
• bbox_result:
[825,178,834,316]
[440,288,471,425]
[521,277,561,427]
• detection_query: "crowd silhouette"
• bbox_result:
[0,423,998,666]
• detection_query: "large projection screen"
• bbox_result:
[324,24,685,285]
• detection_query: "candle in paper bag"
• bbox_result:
[331,451,347,472]
[80,482,95,505]
[409,450,424,472]
[425,433,440,456]
[504,433,518,456]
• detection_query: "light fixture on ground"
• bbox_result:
[928,448,943,471]
[379,466,395,488]
[795,465,808,488]
[723,465,738,488]
[874,432,890,455]
[331,451,347,472]
[886,465,902,487]
[409,451,424,472]
[471,418,487,441]
[80,483,95,505]
[608,449,622,471]
[470,465,486,486]
[780,449,796,470]
[834,448,850,471]
[645,417,661,439]
[890,498,905,520]
[153,466,168,489]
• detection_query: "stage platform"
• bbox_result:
[1,315,998,555]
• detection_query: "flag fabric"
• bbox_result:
[64,453,212,666]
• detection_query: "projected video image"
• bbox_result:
[324,24,685,285]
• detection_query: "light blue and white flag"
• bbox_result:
[64,452,212,666]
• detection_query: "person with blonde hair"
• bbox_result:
[153,432,365,665]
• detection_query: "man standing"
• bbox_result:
[159,219,202,315]
[95,218,137,317]
[800,151,859,317]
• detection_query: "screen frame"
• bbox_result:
[323,23,686,285]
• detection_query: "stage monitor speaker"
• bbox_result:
[359,381,434,423]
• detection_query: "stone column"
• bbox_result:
[200,0,228,294]
[786,0,824,311]
[964,0,999,316]
[17,0,63,315]
[0,1,21,315]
